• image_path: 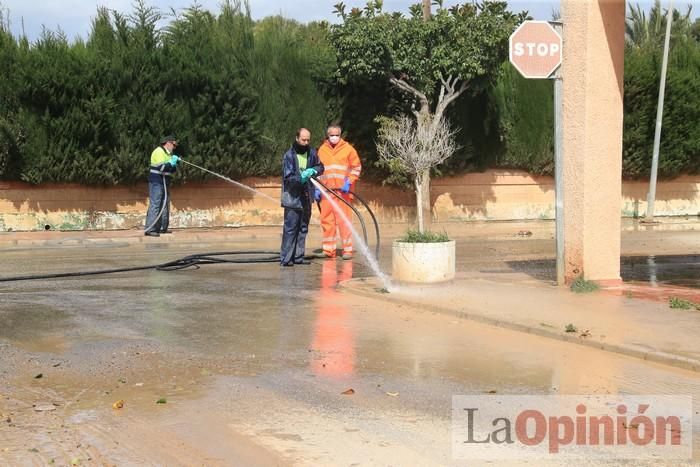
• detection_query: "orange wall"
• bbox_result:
[0,170,698,231]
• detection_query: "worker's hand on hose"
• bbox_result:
[300,168,315,184]
[314,188,322,202]
[307,167,318,178]
[170,155,180,166]
[340,177,351,193]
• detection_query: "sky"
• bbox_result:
[0,0,690,43]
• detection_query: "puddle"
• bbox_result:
[505,255,700,289]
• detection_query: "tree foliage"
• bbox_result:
[621,1,700,178]
[625,0,694,49]
[331,0,526,116]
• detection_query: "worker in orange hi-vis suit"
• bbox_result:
[314,125,362,260]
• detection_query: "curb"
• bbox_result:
[341,278,700,373]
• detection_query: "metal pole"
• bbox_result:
[645,0,673,221]
[552,22,565,286]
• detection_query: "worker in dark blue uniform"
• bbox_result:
[280,128,324,266]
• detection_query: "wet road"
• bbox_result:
[1,239,700,465]
[504,254,700,288]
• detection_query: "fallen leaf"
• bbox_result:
[33,403,56,412]
[156,398,167,404]
[487,390,497,394]
[386,392,399,397]
[341,388,355,395]
[112,400,124,410]
[34,373,43,379]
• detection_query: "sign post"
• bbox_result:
[509,21,564,285]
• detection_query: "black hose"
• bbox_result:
[1,170,381,283]
[0,251,281,283]
[348,190,380,258]
[312,179,381,258]
[313,179,369,250]
[144,174,168,233]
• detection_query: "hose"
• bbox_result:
[0,251,281,283]
[159,158,380,256]
[348,189,380,258]
[0,164,382,283]
[312,178,368,252]
[144,174,168,233]
[313,179,380,258]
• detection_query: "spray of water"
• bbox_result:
[180,159,278,203]
[311,179,393,291]
[177,161,393,290]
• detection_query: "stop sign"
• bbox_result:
[509,21,562,79]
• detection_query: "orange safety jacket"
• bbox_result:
[317,139,361,190]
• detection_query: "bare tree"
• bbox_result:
[376,114,458,233]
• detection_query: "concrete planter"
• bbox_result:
[392,240,456,283]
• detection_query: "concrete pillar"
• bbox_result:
[561,0,626,284]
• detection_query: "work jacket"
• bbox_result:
[281,146,324,209]
[148,146,177,184]
[317,139,361,190]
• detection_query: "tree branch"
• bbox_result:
[434,79,468,121]
[390,76,430,114]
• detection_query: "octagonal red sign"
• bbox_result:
[509,21,562,79]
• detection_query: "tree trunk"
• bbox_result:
[415,177,424,233]
[420,168,432,232]
[422,0,431,21]
[415,169,431,233]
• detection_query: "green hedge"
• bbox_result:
[623,41,700,177]
[0,2,698,184]
[0,3,330,184]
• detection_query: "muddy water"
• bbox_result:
[1,242,700,465]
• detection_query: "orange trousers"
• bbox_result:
[319,194,353,257]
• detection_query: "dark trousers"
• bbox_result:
[280,204,311,265]
[145,178,170,233]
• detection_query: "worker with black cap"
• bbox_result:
[144,135,180,237]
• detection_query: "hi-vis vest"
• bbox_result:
[317,139,361,189]
[149,146,175,176]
